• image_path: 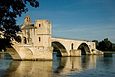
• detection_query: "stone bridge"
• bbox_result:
[52,37,101,57]
[5,16,103,60]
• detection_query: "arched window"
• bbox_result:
[15,36,21,43]
[71,43,74,50]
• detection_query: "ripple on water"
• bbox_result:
[0,53,115,77]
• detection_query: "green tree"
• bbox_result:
[0,0,39,39]
[98,38,112,51]
[98,40,106,50]
[104,38,112,50]
[112,44,115,51]
[0,0,39,51]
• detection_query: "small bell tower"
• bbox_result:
[24,16,31,25]
[21,16,34,45]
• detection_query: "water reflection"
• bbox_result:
[53,57,67,73]
[4,61,52,77]
[104,53,112,57]
[53,55,98,75]
[1,53,114,77]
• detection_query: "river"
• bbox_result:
[0,52,115,77]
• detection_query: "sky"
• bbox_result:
[16,0,115,42]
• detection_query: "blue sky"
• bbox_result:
[16,0,115,42]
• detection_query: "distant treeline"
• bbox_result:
[92,38,115,51]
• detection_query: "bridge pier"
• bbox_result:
[69,49,81,57]
[69,49,103,57]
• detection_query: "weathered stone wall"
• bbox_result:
[52,38,103,56]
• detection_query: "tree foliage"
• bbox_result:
[93,38,114,51]
[0,0,39,39]
[98,38,112,51]
[0,38,11,51]
[0,0,39,51]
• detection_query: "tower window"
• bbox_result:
[24,37,27,44]
[39,37,41,42]
[39,24,41,27]
[71,43,74,50]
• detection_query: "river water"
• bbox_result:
[0,53,115,77]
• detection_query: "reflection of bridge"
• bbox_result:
[6,16,103,60]
[53,55,98,75]
[2,55,101,77]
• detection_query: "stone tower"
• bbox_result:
[21,16,34,44]
[20,16,52,60]
[34,20,52,51]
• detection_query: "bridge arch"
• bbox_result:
[6,44,34,60]
[52,41,68,57]
[6,46,21,60]
[77,43,91,55]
